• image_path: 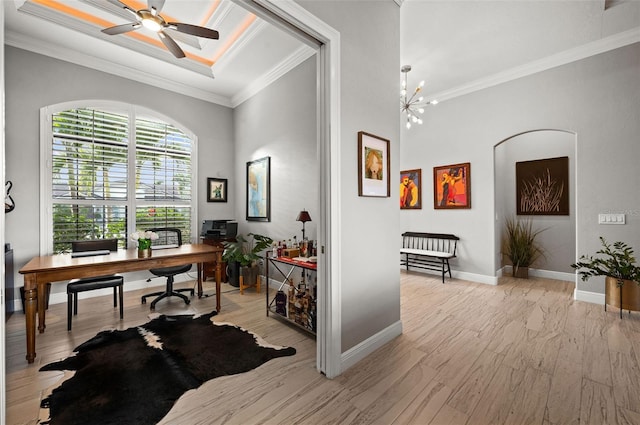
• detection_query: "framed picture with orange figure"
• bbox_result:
[433,162,471,209]
[400,169,421,209]
[358,131,390,197]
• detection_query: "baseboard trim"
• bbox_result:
[574,288,605,305]
[401,267,498,285]
[340,320,403,373]
[500,266,575,282]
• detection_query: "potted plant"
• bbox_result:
[222,233,273,289]
[571,237,640,317]
[502,216,546,278]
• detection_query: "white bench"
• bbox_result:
[400,232,459,283]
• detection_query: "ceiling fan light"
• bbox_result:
[142,18,162,32]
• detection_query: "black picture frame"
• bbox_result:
[246,156,271,222]
[206,178,228,203]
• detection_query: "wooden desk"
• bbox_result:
[19,244,223,364]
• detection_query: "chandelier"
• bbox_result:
[400,65,437,129]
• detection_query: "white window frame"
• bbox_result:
[40,100,198,255]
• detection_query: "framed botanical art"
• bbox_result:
[206,178,227,202]
[246,156,271,222]
[516,156,569,215]
[433,162,471,209]
[400,169,422,209]
[358,131,390,197]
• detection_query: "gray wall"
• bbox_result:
[233,56,318,245]
[400,42,640,296]
[5,46,235,299]
[296,1,402,353]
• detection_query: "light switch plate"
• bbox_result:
[598,213,626,225]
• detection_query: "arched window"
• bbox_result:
[41,101,196,254]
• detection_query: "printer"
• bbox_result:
[200,219,238,239]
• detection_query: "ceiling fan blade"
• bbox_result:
[102,22,141,35]
[106,0,139,19]
[148,0,166,15]
[167,22,219,39]
[158,31,185,58]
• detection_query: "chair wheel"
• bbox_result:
[141,298,146,304]
[186,300,190,305]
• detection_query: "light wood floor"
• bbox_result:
[5,272,640,424]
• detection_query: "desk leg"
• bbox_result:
[197,263,203,298]
[37,282,47,334]
[215,251,222,312]
[23,275,37,363]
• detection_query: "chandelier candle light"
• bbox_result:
[400,65,437,129]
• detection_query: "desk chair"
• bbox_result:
[141,228,194,310]
[67,239,124,331]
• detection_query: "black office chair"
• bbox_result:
[67,238,124,331]
[141,228,194,310]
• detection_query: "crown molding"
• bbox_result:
[430,26,640,103]
[230,44,316,107]
[17,0,212,76]
[5,30,233,107]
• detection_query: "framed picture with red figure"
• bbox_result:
[433,162,471,209]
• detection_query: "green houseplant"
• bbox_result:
[502,216,546,278]
[222,233,273,267]
[571,237,640,316]
[222,233,273,289]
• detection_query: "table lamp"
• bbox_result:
[296,210,312,240]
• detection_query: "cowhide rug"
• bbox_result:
[39,311,296,425]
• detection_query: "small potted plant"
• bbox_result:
[571,237,640,317]
[501,216,546,278]
[222,233,273,289]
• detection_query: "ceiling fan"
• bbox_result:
[101,0,220,59]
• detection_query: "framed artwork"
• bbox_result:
[358,131,390,197]
[206,178,227,202]
[433,162,471,209]
[400,169,422,209]
[516,156,569,215]
[246,156,271,222]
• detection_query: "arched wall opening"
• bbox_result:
[494,129,577,280]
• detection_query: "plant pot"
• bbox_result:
[605,276,640,317]
[226,261,241,287]
[138,248,152,258]
[240,264,260,294]
[512,266,529,279]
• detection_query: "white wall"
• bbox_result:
[401,42,640,296]
[296,1,402,353]
[4,46,235,303]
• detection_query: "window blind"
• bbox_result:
[49,107,194,253]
